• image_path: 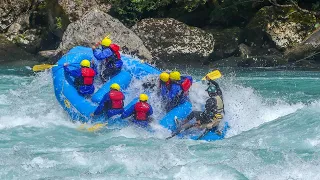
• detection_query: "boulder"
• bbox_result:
[238,43,251,58]
[245,6,318,50]
[0,0,31,32]
[7,29,42,54]
[132,18,214,62]
[0,34,37,64]
[210,55,287,67]
[285,27,320,62]
[208,27,241,61]
[58,8,152,60]
[7,23,22,35]
[38,50,63,63]
[58,0,110,22]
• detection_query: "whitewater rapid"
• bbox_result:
[0,66,320,179]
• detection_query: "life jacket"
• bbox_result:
[159,80,170,89]
[106,44,121,62]
[108,90,124,109]
[176,76,192,96]
[81,68,95,85]
[215,95,224,114]
[134,102,150,121]
[203,96,224,121]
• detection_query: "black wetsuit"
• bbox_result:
[184,97,217,124]
[181,80,223,125]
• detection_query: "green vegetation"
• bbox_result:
[38,1,47,9]
[56,17,63,29]
[12,34,27,44]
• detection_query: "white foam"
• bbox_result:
[0,65,308,139]
[188,78,305,137]
[174,166,241,180]
[0,71,75,129]
[22,157,59,170]
[224,80,304,136]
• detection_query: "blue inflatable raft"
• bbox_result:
[52,46,228,141]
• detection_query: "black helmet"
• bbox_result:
[206,85,217,97]
[206,85,217,93]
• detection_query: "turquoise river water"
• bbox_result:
[0,64,320,180]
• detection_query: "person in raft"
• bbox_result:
[121,94,153,128]
[63,59,96,96]
[165,71,193,112]
[175,80,224,135]
[91,83,125,118]
[142,72,171,100]
[92,37,123,82]
[159,72,171,99]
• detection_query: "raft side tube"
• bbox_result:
[53,47,97,122]
[91,70,132,103]
[122,56,161,78]
[159,101,193,131]
[52,46,131,123]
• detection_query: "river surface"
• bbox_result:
[0,64,320,180]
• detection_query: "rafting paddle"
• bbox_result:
[166,123,197,140]
[77,123,107,132]
[201,70,222,80]
[32,64,59,72]
[32,63,81,72]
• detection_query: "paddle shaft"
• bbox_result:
[166,124,196,140]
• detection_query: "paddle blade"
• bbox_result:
[32,64,57,72]
[87,123,107,132]
[202,70,222,80]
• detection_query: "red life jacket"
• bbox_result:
[108,90,124,109]
[81,68,95,85]
[109,44,121,60]
[159,80,170,89]
[180,77,192,93]
[134,102,150,121]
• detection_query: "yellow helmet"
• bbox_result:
[159,72,170,82]
[169,71,181,81]
[101,37,112,47]
[139,94,148,101]
[110,83,120,91]
[80,59,90,67]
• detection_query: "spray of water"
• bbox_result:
[0,66,307,138]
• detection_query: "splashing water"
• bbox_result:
[1,66,320,179]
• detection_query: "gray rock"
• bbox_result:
[38,50,63,63]
[208,27,241,61]
[132,18,214,62]
[16,13,30,31]
[59,8,152,60]
[0,0,31,32]
[7,23,21,35]
[9,29,42,54]
[0,34,37,64]
[211,55,287,67]
[58,0,110,22]
[38,50,59,58]
[238,43,251,58]
[285,27,320,62]
[245,6,318,51]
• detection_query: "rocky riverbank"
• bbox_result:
[0,0,319,68]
